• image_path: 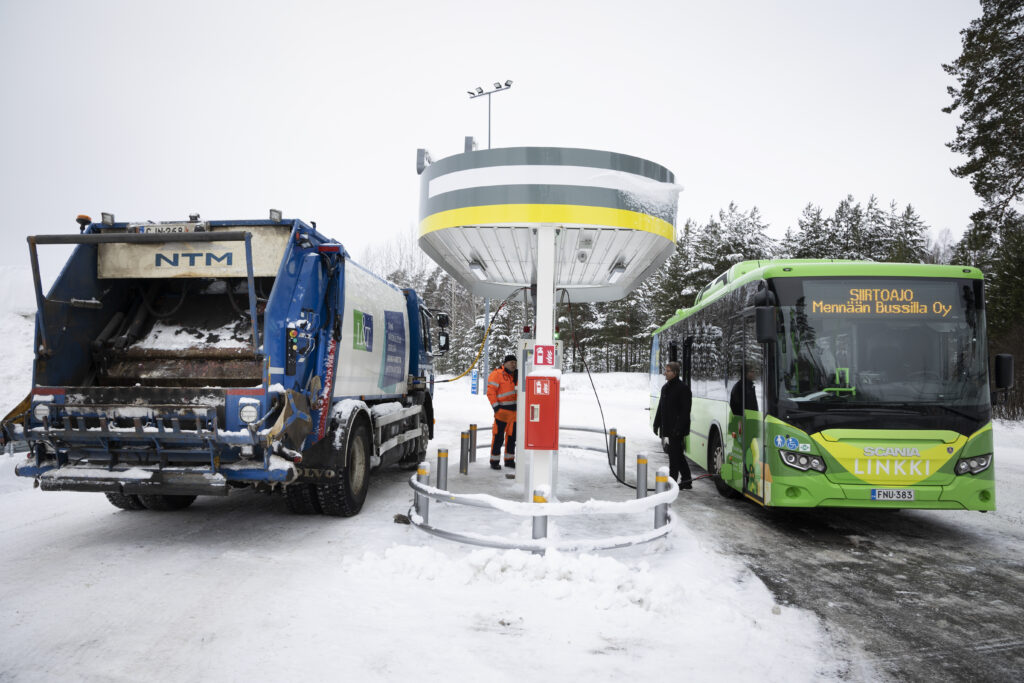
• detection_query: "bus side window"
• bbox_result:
[683,336,693,385]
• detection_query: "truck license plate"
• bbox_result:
[138,223,195,234]
[872,489,914,501]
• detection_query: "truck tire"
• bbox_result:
[284,483,322,515]
[317,417,371,517]
[137,494,197,510]
[104,492,146,511]
[708,430,741,499]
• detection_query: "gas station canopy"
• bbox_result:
[417,147,679,302]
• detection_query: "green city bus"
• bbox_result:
[649,259,1013,510]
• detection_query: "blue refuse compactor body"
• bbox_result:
[1,216,447,516]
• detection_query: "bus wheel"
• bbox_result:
[708,431,741,499]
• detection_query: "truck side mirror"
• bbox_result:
[755,306,776,344]
[438,331,450,353]
[435,312,450,328]
[995,353,1013,390]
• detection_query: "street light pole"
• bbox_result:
[466,80,513,387]
[467,80,513,150]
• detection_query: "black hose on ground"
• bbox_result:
[560,289,710,492]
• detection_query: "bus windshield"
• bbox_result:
[771,277,989,431]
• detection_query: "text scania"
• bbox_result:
[155,252,233,267]
[863,447,920,457]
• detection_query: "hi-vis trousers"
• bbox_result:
[490,408,517,464]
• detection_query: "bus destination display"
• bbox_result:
[806,280,962,318]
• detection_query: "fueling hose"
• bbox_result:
[434,288,527,383]
[560,289,711,492]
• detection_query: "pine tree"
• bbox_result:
[888,204,928,263]
[862,195,890,261]
[647,220,699,326]
[943,0,1024,221]
[790,203,830,258]
[831,195,867,259]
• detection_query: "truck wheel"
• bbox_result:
[284,484,322,514]
[137,494,197,510]
[708,431,741,499]
[317,418,371,517]
[104,492,146,511]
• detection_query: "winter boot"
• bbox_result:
[490,459,502,470]
[504,459,515,469]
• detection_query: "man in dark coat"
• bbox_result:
[653,361,693,488]
[730,367,758,416]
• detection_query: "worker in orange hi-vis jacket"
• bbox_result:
[486,354,518,470]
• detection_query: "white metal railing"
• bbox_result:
[407,429,678,553]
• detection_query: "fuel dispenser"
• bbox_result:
[516,340,562,499]
[525,374,559,450]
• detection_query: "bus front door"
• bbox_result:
[740,318,765,503]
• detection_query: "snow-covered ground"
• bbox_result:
[2,286,1022,680]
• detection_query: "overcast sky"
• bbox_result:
[0,0,980,276]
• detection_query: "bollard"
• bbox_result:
[436,448,448,492]
[459,431,470,475]
[654,466,669,528]
[532,488,548,547]
[616,435,626,482]
[469,424,477,463]
[416,461,431,524]
[636,452,648,499]
[607,428,618,468]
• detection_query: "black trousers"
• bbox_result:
[667,434,692,485]
[491,416,516,458]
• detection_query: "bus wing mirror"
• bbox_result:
[438,331,450,353]
[435,312,450,328]
[995,353,1013,390]
[755,307,776,344]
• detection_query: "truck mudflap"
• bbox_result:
[19,454,297,496]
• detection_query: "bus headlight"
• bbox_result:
[955,454,991,475]
[32,403,51,423]
[239,404,260,424]
[779,449,826,473]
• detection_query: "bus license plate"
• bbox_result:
[872,489,914,501]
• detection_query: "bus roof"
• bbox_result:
[654,259,984,334]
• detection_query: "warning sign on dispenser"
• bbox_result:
[534,344,555,366]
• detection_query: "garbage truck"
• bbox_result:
[1,213,449,516]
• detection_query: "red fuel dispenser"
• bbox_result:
[525,374,559,450]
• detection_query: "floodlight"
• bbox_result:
[469,260,488,281]
[505,80,512,87]
[269,208,283,222]
[476,87,483,94]
[101,212,115,226]
[608,263,627,284]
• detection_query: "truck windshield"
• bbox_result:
[770,277,989,434]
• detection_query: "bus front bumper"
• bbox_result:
[766,473,995,511]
